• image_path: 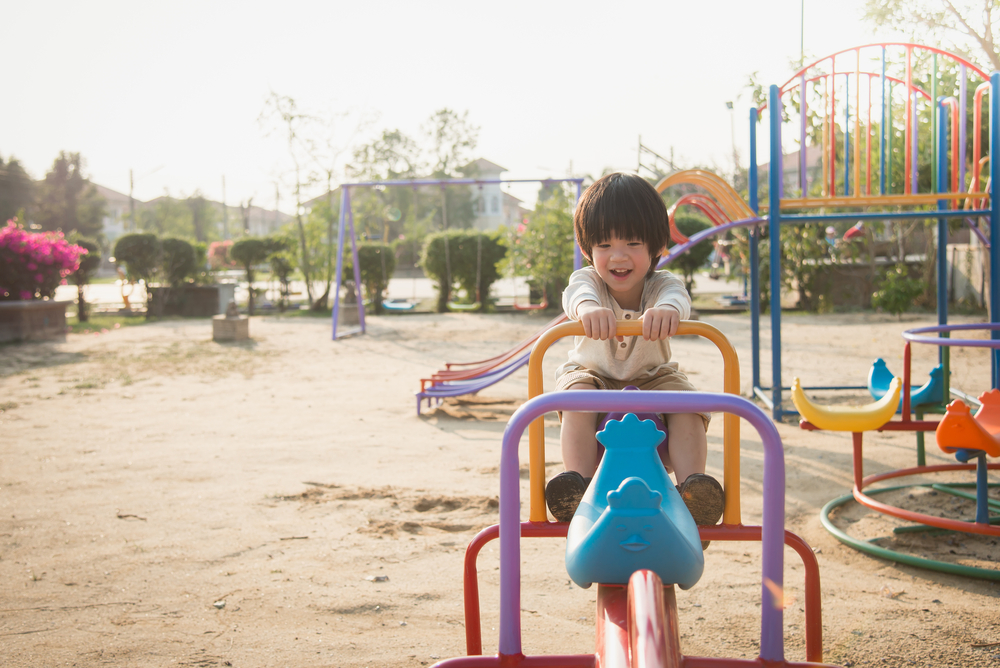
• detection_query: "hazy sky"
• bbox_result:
[6,0,891,211]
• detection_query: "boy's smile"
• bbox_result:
[588,235,662,310]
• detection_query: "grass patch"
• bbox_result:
[66,313,150,334]
[0,401,17,412]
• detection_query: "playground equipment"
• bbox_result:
[868,358,944,409]
[331,177,584,340]
[415,170,767,414]
[791,322,1000,580]
[436,320,837,668]
[745,44,1000,420]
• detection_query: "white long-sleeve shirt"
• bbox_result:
[556,267,692,382]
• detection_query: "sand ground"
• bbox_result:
[1,309,998,667]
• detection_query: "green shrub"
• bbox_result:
[231,237,270,315]
[161,238,197,288]
[114,233,161,317]
[873,264,925,319]
[344,242,397,315]
[421,230,505,312]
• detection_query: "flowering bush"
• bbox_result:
[0,220,87,301]
[208,240,236,270]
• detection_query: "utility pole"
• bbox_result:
[222,176,229,240]
[129,169,136,233]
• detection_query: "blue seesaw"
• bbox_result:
[565,413,704,590]
[868,358,944,411]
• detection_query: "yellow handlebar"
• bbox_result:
[526,320,742,525]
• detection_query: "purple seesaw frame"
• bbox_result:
[495,390,788,664]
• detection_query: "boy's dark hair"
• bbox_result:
[574,172,669,276]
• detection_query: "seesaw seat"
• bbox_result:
[868,358,944,410]
[565,413,704,591]
[791,377,901,432]
[936,389,1000,458]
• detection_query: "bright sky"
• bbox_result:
[5,0,892,212]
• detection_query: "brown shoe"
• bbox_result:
[545,471,590,523]
[678,473,725,549]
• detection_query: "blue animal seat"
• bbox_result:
[565,413,704,590]
[868,358,944,411]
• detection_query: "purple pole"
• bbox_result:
[332,187,350,340]
[348,194,366,334]
[497,391,786,662]
[574,180,583,271]
[912,93,920,193]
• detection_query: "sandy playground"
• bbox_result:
[1,309,999,667]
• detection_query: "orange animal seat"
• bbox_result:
[936,389,1000,458]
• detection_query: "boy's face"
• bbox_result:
[586,234,664,306]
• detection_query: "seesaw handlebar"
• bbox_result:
[525,320,742,525]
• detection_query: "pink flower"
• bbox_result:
[19,290,32,300]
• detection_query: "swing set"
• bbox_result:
[332,176,584,340]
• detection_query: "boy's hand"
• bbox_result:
[577,304,619,341]
[640,306,680,340]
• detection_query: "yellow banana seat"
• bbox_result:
[791,377,901,432]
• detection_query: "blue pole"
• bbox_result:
[990,72,1000,387]
[937,99,949,368]
[844,74,851,195]
[769,86,784,420]
[749,107,761,394]
[880,48,887,195]
[332,187,350,340]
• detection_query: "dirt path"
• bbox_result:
[0,311,998,667]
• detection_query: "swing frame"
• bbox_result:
[332,177,585,340]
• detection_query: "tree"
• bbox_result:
[259,93,319,308]
[161,238,197,288]
[231,235,288,315]
[186,193,218,242]
[503,182,575,309]
[0,155,34,222]
[864,0,1000,71]
[665,215,714,294]
[343,243,397,314]
[114,233,161,318]
[421,230,505,312]
[35,152,106,238]
[70,238,101,322]
[424,108,479,177]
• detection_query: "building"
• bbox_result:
[91,183,132,244]
[466,158,531,232]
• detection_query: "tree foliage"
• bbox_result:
[35,152,106,238]
[873,262,926,318]
[664,215,714,294]
[114,233,161,317]
[864,0,1000,70]
[231,235,289,315]
[343,243,397,314]
[502,182,575,309]
[0,155,34,223]
[70,238,101,322]
[161,238,197,288]
[421,230,505,312]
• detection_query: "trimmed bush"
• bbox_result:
[421,230,505,312]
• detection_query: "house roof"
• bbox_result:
[467,158,507,175]
[92,183,131,204]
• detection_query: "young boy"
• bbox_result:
[545,172,724,540]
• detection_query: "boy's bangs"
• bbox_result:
[588,193,658,248]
